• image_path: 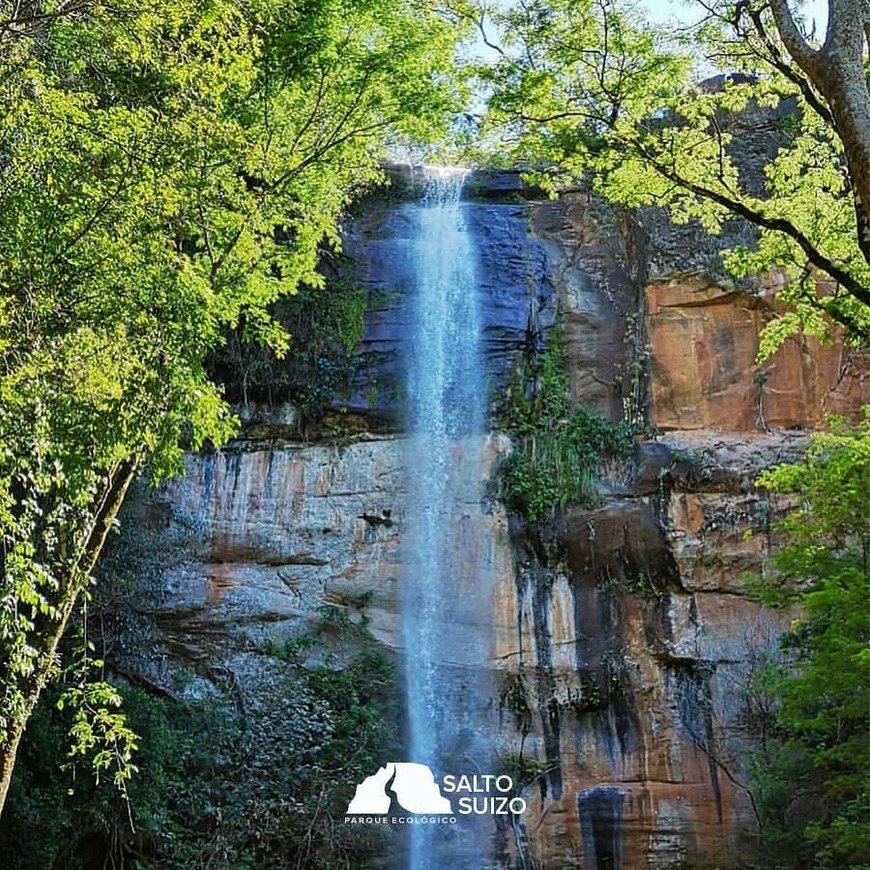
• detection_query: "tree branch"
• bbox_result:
[741,3,833,126]
[768,0,823,78]
[636,141,870,321]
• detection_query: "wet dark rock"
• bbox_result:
[338,195,557,425]
[578,787,625,870]
[630,441,673,495]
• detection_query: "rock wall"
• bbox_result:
[110,171,869,869]
[113,433,514,693]
[330,169,558,427]
[646,275,870,431]
[491,434,805,869]
[491,188,867,867]
[114,433,801,870]
[528,191,641,421]
[527,189,870,434]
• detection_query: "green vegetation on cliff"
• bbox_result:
[501,335,641,521]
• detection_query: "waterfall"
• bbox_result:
[402,167,493,868]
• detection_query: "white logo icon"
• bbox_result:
[346,762,453,814]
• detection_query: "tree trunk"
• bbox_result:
[0,460,138,816]
[824,47,870,266]
[770,0,870,264]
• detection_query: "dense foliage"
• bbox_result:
[751,413,870,868]
[501,335,640,521]
[0,635,399,869]
[0,0,464,806]
[478,0,870,351]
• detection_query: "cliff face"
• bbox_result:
[493,434,804,869]
[532,191,870,434]
[325,172,558,427]
[501,191,868,867]
[118,435,512,667]
[646,276,870,431]
[112,174,869,869]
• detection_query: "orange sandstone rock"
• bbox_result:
[646,275,870,431]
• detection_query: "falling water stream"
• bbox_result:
[402,167,494,869]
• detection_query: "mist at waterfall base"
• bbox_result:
[401,167,496,869]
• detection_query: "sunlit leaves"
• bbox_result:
[480,0,870,350]
[57,681,139,789]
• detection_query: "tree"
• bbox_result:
[479,0,870,351]
[751,412,870,867]
[0,0,464,813]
